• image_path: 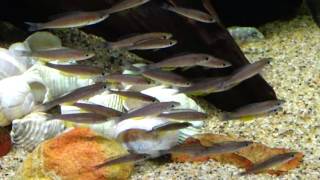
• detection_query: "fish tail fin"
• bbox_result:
[104,41,115,49]
[121,64,145,73]
[161,2,171,10]
[221,112,232,121]
[25,22,42,31]
[12,50,32,57]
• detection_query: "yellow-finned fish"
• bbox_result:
[25,10,110,31]
[162,4,216,23]
[127,39,177,50]
[49,113,109,124]
[177,76,231,95]
[149,53,231,69]
[105,32,172,49]
[33,82,107,112]
[109,89,159,103]
[118,101,180,121]
[73,102,123,117]
[163,141,253,156]
[142,69,192,87]
[13,48,95,62]
[202,0,220,23]
[149,122,192,132]
[45,63,104,77]
[105,0,151,14]
[95,153,150,168]
[221,100,285,121]
[226,58,270,85]
[105,74,151,85]
[158,110,208,121]
[240,152,298,175]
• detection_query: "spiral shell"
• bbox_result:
[10,112,65,151]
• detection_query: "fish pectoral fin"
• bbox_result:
[240,115,255,121]
[131,116,145,120]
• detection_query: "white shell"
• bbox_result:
[0,48,32,80]
[10,112,65,151]
[0,75,47,126]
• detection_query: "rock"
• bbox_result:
[17,128,133,180]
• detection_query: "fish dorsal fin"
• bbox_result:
[48,11,86,20]
[115,32,145,41]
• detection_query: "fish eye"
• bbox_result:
[101,72,105,76]
[103,85,107,89]
[171,104,175,108]
[205,57,210,61]
[162,36,167,39]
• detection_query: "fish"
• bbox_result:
[95,153,150,168]
[202,0,220,23]
[226,58,270,85]
[158,110,208,121]
[108,90,159,103]
[33,82,107,112]
[127,39,177,50]
[118,101,180,121]
[105,74,151,85]
[198,56,232,68]
[177,76,232,95]
[142,69,192,87]
[73,103,123,117]
[221,100,285,121]
[13,48,95,62]
[149,122,192,132]
[148,53,229,69]
[25,10,110,31]
[240,152,298,175]
[164,141,253,156]
[162,4,216,23]
[48,113,108,124]
[105,32,173,49]
[105,0,151,14]
[45,63,104,77]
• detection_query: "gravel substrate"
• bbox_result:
[1,15,320,179]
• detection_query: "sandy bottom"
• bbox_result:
[1,15,320,180]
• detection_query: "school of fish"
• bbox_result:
[19,0,294,176]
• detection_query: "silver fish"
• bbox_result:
[149,53,230,69]
[150,122,192,132]
[240,152,298,175]
[95,153,150,168]
[158,110,207,121]
[106,32,172,49]
[127,39,177,50]
[163,4,216,23]
[105,74,151,85]
[222,100,285,120]
[177,76,231,95]
[25,10,109,31]
[73,103,123,117]
[14,48,94,62]
[49,113,108,124]
[105,0,151,14]
[109,90,159,103]
[13,48,95,62]
[142,69,192,87]
[202,0,220,23]
[165,141,253,156]
[34,82,107,112]
[226,58,270,85]
[119,101,180,121]
[45,63,104,77]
